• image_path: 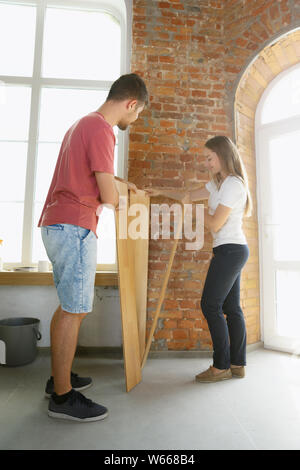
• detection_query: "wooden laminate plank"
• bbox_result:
[115,181,142,392]
[129,189,150,363]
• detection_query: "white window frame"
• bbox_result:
[0,0,130,271]
[255,62,300,352]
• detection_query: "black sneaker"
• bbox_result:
[48,389,108,422]
[45,372,92,398]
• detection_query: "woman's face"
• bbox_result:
[203,147,223,175]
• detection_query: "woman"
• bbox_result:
[146,136,252,382]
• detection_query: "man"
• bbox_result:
[38,73,148,422]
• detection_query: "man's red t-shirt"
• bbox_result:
[38,112,115,238]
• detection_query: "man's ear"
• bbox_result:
[126,99,138,111]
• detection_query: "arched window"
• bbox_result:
[256,62,300,352]
[0,0,127,270]
[260,64,300,125]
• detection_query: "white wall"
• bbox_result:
[0,286,122,347]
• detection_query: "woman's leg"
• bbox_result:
[201,251,234,370]
[201,244,249,370]
[223,274,247,367]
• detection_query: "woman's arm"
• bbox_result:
[189,186,210,202]
[204,204,232,232]
[144,188,188,202]
[145,185,210,203]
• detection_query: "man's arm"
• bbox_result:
[95,172,119,208]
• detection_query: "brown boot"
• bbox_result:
[195,366,232,383]
[231,366,245,378]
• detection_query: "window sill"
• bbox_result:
[0,271,118,286]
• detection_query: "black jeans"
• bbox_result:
[201,244,249,370]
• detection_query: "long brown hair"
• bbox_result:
[205,136,252,217]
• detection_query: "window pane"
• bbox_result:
[39,88,108,142]
[33,204,117,265]
[35,143,61,205]
[269,131,300,261]
[33,142,60,263]
[0,3,36,76]
[42,8,120,81]
[0,142,27,202]
[36,89,119,266]
[114,143,119,176]
[261,65,300,124]
[276,270,300,338]
[0,202,23,263]
[32,202,48,263]
[0,85,31,141]
[97,207,116,265]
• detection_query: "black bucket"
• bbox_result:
[0,317,42,367]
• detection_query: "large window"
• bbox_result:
[0,0,124,271]
[256,62,300,353]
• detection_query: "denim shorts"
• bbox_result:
[41,224,97,314]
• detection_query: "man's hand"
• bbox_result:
[127,182,138,194]
[114,176,138,194]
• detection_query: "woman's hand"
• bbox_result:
[144,188,164,197]
[180,192,192,205]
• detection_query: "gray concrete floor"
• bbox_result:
[0,347,300,450]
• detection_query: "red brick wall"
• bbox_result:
[129,0,299,351]
[224,0,300,114]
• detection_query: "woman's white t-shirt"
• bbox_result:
[205,175,247,248]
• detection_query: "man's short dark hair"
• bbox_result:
[106,73,148,105]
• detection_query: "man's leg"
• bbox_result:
[48,303,108,422]
[50,305,87,395]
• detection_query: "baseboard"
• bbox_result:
[76,346,123,358]
[247,341,264,353]
[38,341,263,359]
[147,341,264,359]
